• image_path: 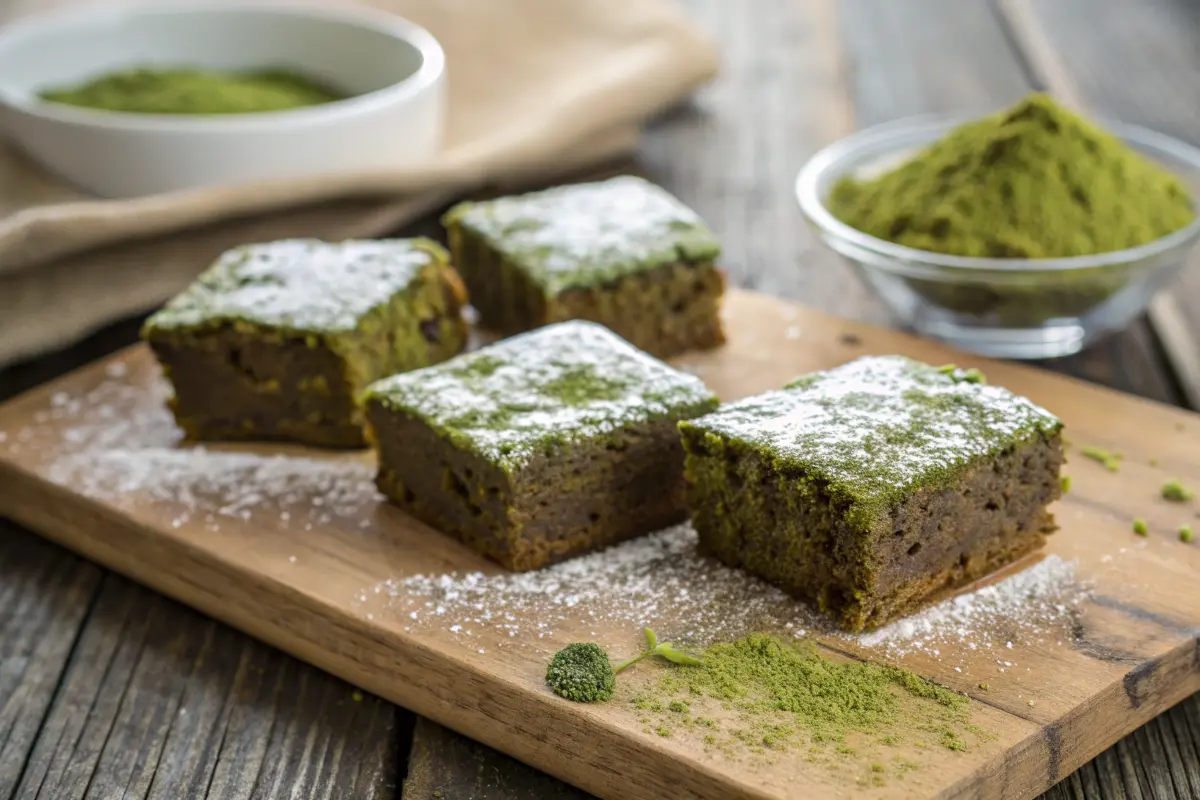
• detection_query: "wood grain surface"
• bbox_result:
[3,0,1200,798]
[1,289,1198,800]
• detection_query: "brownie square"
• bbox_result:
[142,238,469,449]
[442,176,726,359]
[363,320,720,570]
[678,356,1064,632]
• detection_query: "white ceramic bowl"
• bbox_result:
[0,3,445,198]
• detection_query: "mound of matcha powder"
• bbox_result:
[635,634,974,758]
[828,93,1196,258]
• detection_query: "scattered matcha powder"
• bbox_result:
[633,634,976,761]
[1080,445,1122,471]
[1181,525,1195,544]
[351,690,363,702]
[1161,479,1195,502]
[1060,475,1072,494]
[1133,519,1149,536]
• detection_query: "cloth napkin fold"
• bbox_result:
[0,0,718,368]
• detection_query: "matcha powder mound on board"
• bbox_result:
[38,66,347,115]
[827,93,1196,258]
[639,634,974,757]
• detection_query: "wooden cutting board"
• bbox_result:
[1,289,1197,800]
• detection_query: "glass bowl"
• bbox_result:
[795,113,1200,359]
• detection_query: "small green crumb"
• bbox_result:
[1133,519,1149,536]
[870,763,886,773]
[704,734,717,745]
[1161,479,1195,502]
[1150,458,1159,467]
[879,735,900,746]
[977,682,989,690]
[872,775,887,787]
[937,363,986,384]
[1176,422,1186,432]
[656,725,671,737]
[1081,445,1122,471]
[1059,475,1071,494]
[351,690,363,702]
[836,745,857,755]
[668,699,690,713]
[1180,525,1195,543]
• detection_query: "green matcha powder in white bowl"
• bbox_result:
[0,3,445,198]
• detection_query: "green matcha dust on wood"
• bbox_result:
[38,66,347,115]
[827,93,1195,258]
[631,634,983,767]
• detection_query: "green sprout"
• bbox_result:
[613,628,704,673]
[545,629,701,703]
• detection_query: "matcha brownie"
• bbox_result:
[442,176,726,358]
[364,320,720,570]
[143,238,469,449]
[679,356,1064,632]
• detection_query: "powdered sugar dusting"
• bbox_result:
[12,369,380,533]
[850,555,1089,658]
[48,447,378,531]
[376,524,1088,660]
[381,524,821,646]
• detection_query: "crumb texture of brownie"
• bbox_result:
[680,355,1064,632]
[143,238,469,448]
[364,320,719,570]
[443,176,725,358]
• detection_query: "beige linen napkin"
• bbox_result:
[0,0,718,368]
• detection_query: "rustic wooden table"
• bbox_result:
[3,1,1200,798]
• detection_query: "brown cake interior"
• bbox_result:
[149,329,367,448]
[368,406,691,571]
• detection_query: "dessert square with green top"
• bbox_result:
[364,320,720,571]
[442,175,726,359]
[679,355,1064,632]
[143,237,469,449]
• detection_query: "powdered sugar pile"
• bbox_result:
[380,524,821,647]
[850,555,1088,658]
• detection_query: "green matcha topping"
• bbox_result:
[546,643,614,703]
[1161,479,1195,502]
[1180,525,1195,544]
[39,66,347,115]
[633,634,975,757]
[1080,445,1122,472]
[364,321,719,472]
[442,176,722,295]
[680,355,1061,529]
[827,93,1196,259]
[144,238,447,334]
[1133,519,1149,536]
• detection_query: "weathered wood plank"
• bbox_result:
[3,538,404,800]
[995,0,1200,409]
[402,718,592,800]
[0,523,102,800]
[636,0,875,318]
